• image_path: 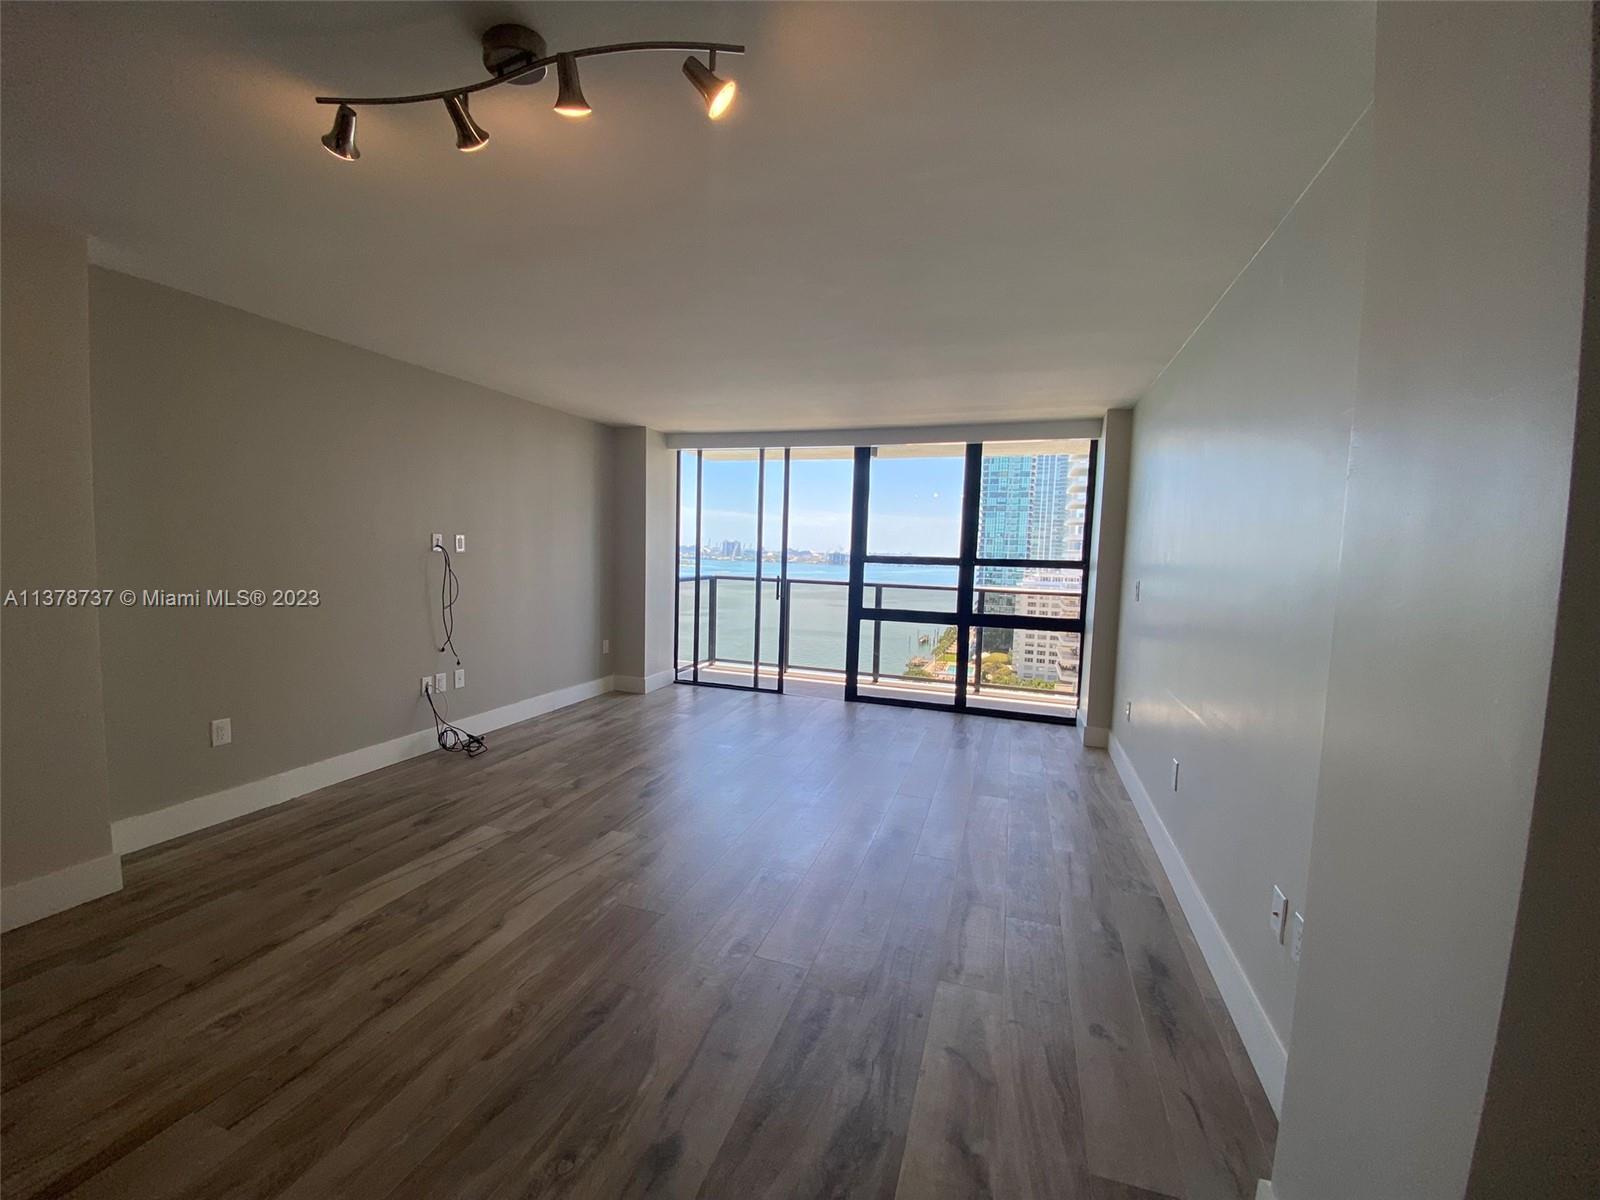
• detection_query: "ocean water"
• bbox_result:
[675,559,954,675]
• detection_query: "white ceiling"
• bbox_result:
[0,2,1373,432]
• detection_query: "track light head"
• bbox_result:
[553,53,592,118]
[444,94,489,152]
[682,56,735,120]
[321,104,360,161]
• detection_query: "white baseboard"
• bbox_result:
[1,853,124,932]
[1079,723,1111,749]
[614,668,674,695]
[112,675,616,856]
[1109,734,1288,1112]
[1256,1181,1278,1200]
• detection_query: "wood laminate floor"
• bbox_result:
[1,686,1277,1199]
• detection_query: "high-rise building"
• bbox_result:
[977,452,1087,562]
[974,448,1089,604]
[1012,581,1081,685]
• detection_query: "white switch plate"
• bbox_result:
[1270,886,1288,942]
[434,672,449,694]
[421,676,434,697]
[602,639,610,655]
[210,718,232,747]
[1171,758,1180,792]
[455,668,466,689]
[431,532,444,550]
[1135,579,1141,601]
[1291,911,1305,961]
[455,534,466,553]
[1125,700,1132,721]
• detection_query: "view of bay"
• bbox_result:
[676,558,953,674]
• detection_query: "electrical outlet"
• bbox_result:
[1125,700,1132,721]
[434,672,449,694]
[455,534,466,553]
[1291,912,1305,961]
[1171,758,1180,792]
[210,718,232,748]
[1135,579,1141,601]
[431,533,444,551]
[454,668,466,689]
[1270,886,1288,942]
[421,676,434,697]
[602,639,610,655]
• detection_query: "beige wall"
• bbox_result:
[88,270,612,824]
[1274,4,1590,1198]
[0,212,118,901]
[643,434,676,682]
[1113,108,1373,1077]
[609,426,677,688]
[1466,79,1600,1189]
[1078,407,1131,746]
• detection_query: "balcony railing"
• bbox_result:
[676,574,1080,709]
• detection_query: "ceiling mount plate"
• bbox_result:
[481,24,548,85]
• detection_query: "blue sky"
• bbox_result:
[682,452,965,555]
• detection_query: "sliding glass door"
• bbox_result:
[674,448,791,691]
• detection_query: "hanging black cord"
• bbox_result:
[426,683,487,756]
[429,542,484,755]
[435,544,462,664]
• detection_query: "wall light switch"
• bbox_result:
[1171,758,1180,792]
[455,668,466,689]
[1270,886,1288,942]
[434,672,449,694]
[210,718,232,748]
[1291,912,1305,961]
[1135,579,1142,602]
[602,639,610,655]
[1125,700,1133,721]
[455,534,466,553]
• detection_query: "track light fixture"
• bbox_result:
[320,104,360,160]
[682,55,737,121]
[315,24,743,160]
[444,94,489,152]
[553,53,592,119]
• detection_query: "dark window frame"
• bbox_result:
[674,437,1099,727]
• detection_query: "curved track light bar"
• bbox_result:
[315,39,746,108]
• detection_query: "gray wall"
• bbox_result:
[0,212,117,892]
[1274,5,1591,1198]
[88,270,612,823]
[1113,110,1373,1064]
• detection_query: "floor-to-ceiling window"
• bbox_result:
[674,436,1096,722]
[965,439,1093,719]
[847,443,968,707]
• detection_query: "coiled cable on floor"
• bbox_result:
[426,681,487,756]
